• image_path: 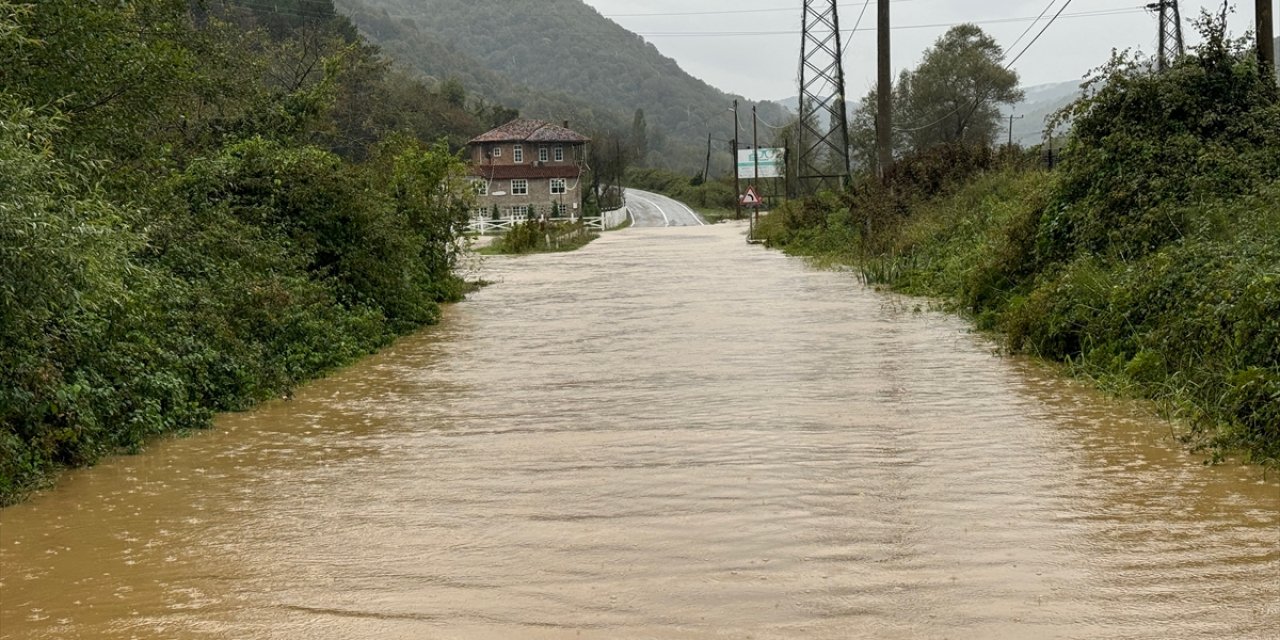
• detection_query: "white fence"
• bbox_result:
[467,209,628,236]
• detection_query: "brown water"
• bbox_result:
[2,224,1277,640]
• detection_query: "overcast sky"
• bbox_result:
[580,0,1273,102]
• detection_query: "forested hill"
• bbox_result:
[335,0,792,172]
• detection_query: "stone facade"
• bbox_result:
[466,119,590,220]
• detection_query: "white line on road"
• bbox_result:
[627,192,670,227]
[627,190,705,227]
[670,197,706,227]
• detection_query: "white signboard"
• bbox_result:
[737,147,785,179]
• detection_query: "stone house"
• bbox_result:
[466,119,590,221]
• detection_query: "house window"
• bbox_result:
[550,178,567,195]
[509,205,529,219]
[491,146,502,158]
[554,146,564,162]
[470,179,488,196]
[511,179,529,195]
[553,203,568,216]
[539,146,549,162]
[513,145,523,163]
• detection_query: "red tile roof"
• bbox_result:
[469,119,591,144]
[468,164,583,180]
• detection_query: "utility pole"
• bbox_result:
[1259,0,1276,83]
[1148,0,1185,72]
[1007,113,1024,154]
[876,0,892,178]
[704,133,712,184]
[753,105,761,234]
[798,0,852,193]
[732,99,741,221]
[752,106,760,194]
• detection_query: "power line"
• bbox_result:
[1005,0,1059,57]
[894,0,1079,133]
[841,0,874,55]
[1004,0,1077,70]
[635,7,1144,38]
[605,0,922,19]
[236,1,1145,42]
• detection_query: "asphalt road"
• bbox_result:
[625,188,706,228]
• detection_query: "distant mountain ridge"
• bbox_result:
[776,79,1083,149]
[334,0,791,172]
[1002,79,1083,147]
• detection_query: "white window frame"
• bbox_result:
[513,144,523,163]
[554,146,564,162]
[539,146,549,163]
[509,205,529,219]
[470,179,488,196]
[491,146,502,158]
[550,178,567,195]
[511,179,529,195]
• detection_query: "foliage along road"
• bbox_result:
[625,188,706,228]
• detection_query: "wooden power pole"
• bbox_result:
[704,133,712,184]
[1007,113,1024,154]
[1260,0,1276,82]
[876,0,892,178]
[732,99,741,221]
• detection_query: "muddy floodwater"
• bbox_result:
[2,224,1277,639]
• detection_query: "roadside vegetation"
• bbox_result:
[481,219,600,255]
[758,18,1280,464]
[0,0,490,504]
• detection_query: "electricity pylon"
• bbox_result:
[1148,0,1185,72]
[798,0,852,193]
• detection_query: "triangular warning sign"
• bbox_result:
[740,186,762,207]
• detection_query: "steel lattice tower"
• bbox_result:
[1148,0,1185,71]
[798,0,852,192]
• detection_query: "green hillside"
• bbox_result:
[335,0,791,173]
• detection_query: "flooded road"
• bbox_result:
[2,224,1277,639]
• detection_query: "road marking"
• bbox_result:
[627,192,670,227]
[627,190,704,227]
[671,197,706,226]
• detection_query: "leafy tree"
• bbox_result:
[439,77,467,108]
[0,0,202,163]
[853,25,1022,159]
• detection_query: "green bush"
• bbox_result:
[0,0,486,505]
[754,15,1280,464]
[488,219,597,254]
[1042,17,1280,263]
